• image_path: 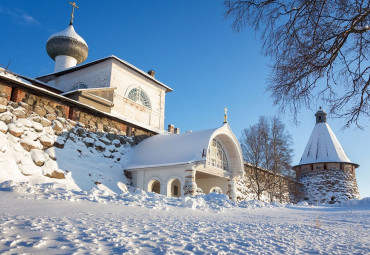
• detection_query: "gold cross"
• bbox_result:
[68,2,79,25]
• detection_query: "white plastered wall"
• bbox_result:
[49,60,113,92]
[110,59,166,130]
[196,177,229,194]
[130,165,187,197]
[44,58,167,131]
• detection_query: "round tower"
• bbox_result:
[292,108,360,204]
[46,2,88,72]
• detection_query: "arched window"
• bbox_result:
[127,88,151,109]
[207,139,229,171]
[69,83,88,91]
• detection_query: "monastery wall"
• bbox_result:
[235,164,302,203]
[0,77,155,139]
[0,85,138,184]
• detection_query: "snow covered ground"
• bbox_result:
[0,183,369,254]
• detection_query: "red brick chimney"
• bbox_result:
[168,124,174,134]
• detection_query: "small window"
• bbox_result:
[69,83,88,91]
[127,87,151,109]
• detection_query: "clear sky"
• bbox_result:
[0,0,369,197]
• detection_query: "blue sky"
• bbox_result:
[0,0,369,197]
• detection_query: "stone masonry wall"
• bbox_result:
[0,78,155,139]
[235,164,301,203]
[0,89,138,181]
[299,168,360,204]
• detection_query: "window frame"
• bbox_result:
[206,139,230,172]
[127,87,152,109]
[69,83,88,91]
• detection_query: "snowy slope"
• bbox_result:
[0,109,132,194]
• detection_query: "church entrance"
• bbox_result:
[148,180,161,194]
[167,178,181,197]
[195,171,228,195]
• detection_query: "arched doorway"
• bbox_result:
[167,178,181,197]
[210,186,223,194]
[148,180,161,194]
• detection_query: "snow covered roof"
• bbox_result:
[126,123,245,174]
[125,128,217,170]
[47,25,87,46]
[297,122,355,166]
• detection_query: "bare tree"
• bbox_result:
[240,117,269,199]
[240,116,293,201]
[269,117,293,201]
[225,0,370,127]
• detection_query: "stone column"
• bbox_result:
[227,176,237,202]
[183,167,197,196]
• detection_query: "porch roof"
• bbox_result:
[125,128,217,170]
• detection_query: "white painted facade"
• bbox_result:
[36,56,172,131]
[54,55,78,72]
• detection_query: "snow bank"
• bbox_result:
[340,197,370,209]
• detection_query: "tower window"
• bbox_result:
[127,88,151,109]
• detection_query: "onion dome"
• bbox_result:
[46,24,88,65]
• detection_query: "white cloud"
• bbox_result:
[0,6,40,26]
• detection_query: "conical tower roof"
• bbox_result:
[295,108,357,167]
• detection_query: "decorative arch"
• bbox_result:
[69,82,88,91]
[147,177,161,194]
[126,86,151,109]
[166,176,183,197]
[209,186,223,194]
[207,127,244,177]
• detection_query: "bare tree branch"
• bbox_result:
[225,0,370,127]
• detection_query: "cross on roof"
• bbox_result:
[68,2,79,25]
[224,107,228,123]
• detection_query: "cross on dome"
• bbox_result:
[68,2,79,25]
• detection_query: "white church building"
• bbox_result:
[32,5,244,200]
[125,123,244,198]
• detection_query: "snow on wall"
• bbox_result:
[300,169,360,204]
[0,97,133,193]
[234,171,294,203]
